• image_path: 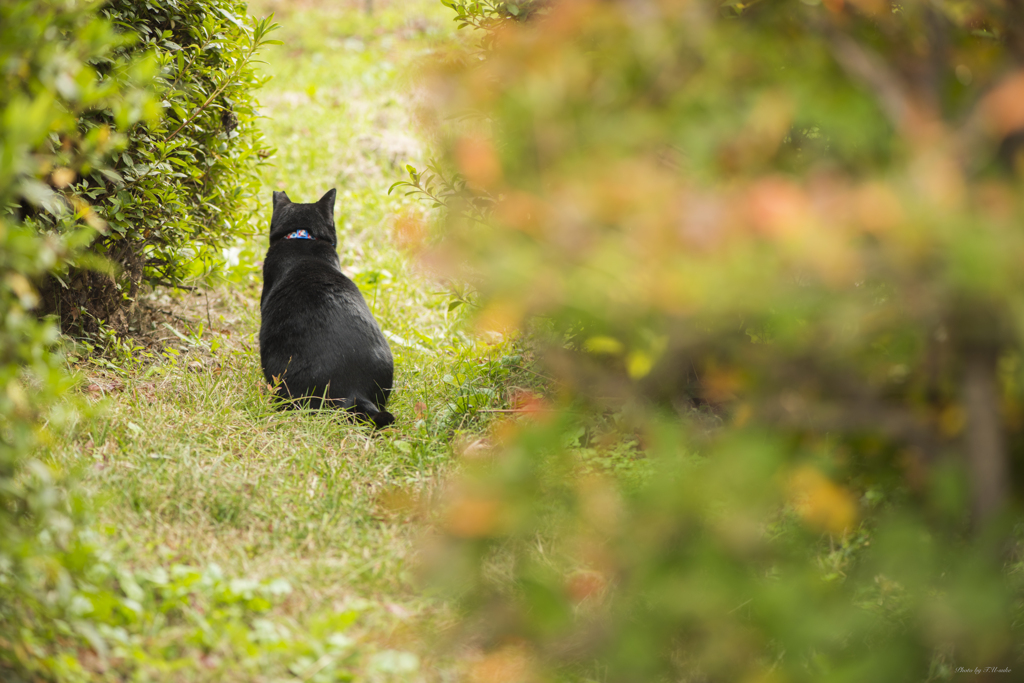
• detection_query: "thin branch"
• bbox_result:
[823,27,915,131]
[150,279,197,291]
[756,395,942,460]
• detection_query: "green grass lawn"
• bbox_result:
[44,2,532,680]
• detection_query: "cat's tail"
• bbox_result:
[355,397,395,429]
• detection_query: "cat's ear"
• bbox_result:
[272,190,291,212]
[317,188,337,223]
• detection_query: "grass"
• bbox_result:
[44,2,539,680]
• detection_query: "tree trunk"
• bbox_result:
[963,348,1009,526]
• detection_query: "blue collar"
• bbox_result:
[284,229,314,240]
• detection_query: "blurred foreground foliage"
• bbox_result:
[416,0,1024,679]
[1,1,144,677]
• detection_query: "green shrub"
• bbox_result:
[441,0,545,29]
[30,0,279,335]
[0,2,285,679]
[418,0,1024,680]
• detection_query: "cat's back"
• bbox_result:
[260,242,385,348]
[262,243,352,310]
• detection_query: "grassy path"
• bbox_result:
[48,3,515,680]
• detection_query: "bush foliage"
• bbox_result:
[27,0,279,335]
[418,0,1024,680]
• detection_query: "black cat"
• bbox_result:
[259,188,395,428]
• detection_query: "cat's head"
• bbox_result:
[269,188,337,246]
